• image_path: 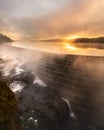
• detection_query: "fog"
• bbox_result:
[0,0,104,40]
[0,43,104,129]
[11,41,104,57]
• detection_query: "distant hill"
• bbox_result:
[0,33,13,43]
[39,39,64,42]
[38,37,104,43]
[74,37,104,43]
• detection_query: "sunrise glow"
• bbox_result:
[65,35,79,40]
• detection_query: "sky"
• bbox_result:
[0,0,104,40]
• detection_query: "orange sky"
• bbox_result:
[0,0,104,40]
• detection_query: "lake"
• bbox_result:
[0,42,104,130]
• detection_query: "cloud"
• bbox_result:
[0,0,104,40]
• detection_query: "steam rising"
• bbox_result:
[0,43,104,129]
[0,44,47,93]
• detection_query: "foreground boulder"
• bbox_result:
[0,78,20,130]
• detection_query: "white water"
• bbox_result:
[33,76,47,87]
[10,81,26,92]
[62,97,75,118]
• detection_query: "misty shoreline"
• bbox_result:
[37,37,104,43]
[8,41,104,57]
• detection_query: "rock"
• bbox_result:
[0,33,13,43]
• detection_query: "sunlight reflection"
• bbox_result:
[64,43,77,51]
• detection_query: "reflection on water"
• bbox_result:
[11,42,104,56]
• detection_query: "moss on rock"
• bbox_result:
[0,78,16,122]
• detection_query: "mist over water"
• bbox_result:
[11,41,104,57]
[0,0,104,129]
[0,42,104,130]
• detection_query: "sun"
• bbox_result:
[65,35,79,40]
